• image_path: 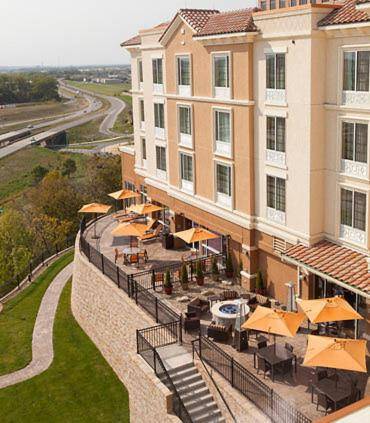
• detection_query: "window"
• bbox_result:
[180,153,194,193]
[343,51,370,92]
[154,103,164,129]
[156,146,166,178]
[139,99,145,130]
[138,59,143,86]
[216,163,232,208]
[213,54,230,98]
[178,105,192,147]
[342,122,368,163]
[215,110,231,156]
[290,0,297,5]
[266,53,285,90]
[270,0,276,8]
[267,176,286,212]
[152,58,163,85]
[177,56,191,86]
[260,0,267,9]
[267,117,286,152]
[140,184,147,204]
[279,0,286,7]
[341,188,366,233]
[141,138,147,168]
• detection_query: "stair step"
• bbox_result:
[193,409,224,423]
[189,403,218,419]
[172,374,202,388]
[183,394,214,410]
[167,362,194,376]
[177,383,209,397]
[170,367,198,382]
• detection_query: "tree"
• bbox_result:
[31,165,49,184]
[61,158,77,178]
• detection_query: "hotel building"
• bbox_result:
[121,0,370,336]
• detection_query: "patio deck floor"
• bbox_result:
[86,215,370,421]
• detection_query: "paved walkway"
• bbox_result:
[0,263,74,389]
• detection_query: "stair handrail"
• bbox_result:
[192,338,237,423]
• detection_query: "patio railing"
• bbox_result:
[137,328,192,423]
[192,336,311,423]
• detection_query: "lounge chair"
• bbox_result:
[188,297,209,317]
[114,248,124,264]
[184,312,200,333]
[221,290,239,301]
[138,224,163,242]
[207,321,232,342]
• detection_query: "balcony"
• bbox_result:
[267,207,286,225]
[155,127,165,140]
[265,89,286,105]
[342,91,370,108]
[340,224,366,246]
[179,133,192,149]
[178,85,191,97]
[341,159,368,179]
[216,192,232,209]
[215,141,231,157]
[156,169,167,180]
[266,149,286,168]
[181,179,193,194]
[214,86,230,100]
[153,83,164,95]
[140,121,145,131]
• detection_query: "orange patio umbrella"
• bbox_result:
[297,296,363,324]
[174,227,218,244]
[108,189,140,201]
[127,203,162,215]
[303,335,367,373]
[242,306,305,340]
[79,203,111,239]
[111,222,149,248]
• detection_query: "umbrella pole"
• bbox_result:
[93,213,98,239]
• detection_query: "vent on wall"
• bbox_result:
[273,237,286,254]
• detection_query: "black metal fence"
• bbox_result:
[192,336,311,423]
[137,327,192,423]
[0,235,75,299]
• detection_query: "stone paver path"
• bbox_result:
[0,263,73,389]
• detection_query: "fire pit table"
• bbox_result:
[211,300,250,328]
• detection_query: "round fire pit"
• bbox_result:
[211,300,250,327]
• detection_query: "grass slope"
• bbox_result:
[0,146,89,206]
[0,279,130,423]
[0,250,74,376]
[66,80,130,97]
[66,116,107,144]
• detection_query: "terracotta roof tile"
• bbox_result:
[318,0,370,27]
[196,8,258,36]
[179,9,220,32]
[284,240,370,294]
[120,35,141,47]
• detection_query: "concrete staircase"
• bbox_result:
[167,362,226,423]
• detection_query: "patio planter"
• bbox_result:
[181,283,189,291]
[164,286,173,295]
[196,276,204,286]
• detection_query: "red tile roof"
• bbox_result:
[120,35,141,47]
[178,9,220,32]
[196,8,258,36]
[284,240,370,294]
[318,0,370,27]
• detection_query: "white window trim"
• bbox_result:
[179,150,195,195]
[152,55,164,94]
[177,103,193,149]
[211,52,232,100]
[213,106,233,159]
[265,115,286,168]
[176,53,192,97]
[139,97,145,131]
[265,52,287,105]
[339,117,369,180]
[214,159,233,210]
[140,137,147,169]
[154,101,166,140]
[138,58,143,91]
[155,144,167,180]
[266,173,287,225]
[338,184,368,247]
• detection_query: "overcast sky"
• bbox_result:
[0,0,257,67]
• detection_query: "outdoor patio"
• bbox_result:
[84,214,369,421]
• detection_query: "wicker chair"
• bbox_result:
[188,297,209,317]
[207,321,232,342]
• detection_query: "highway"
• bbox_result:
[0,80,127,159]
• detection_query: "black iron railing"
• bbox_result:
[192,336,311,423]
[137,328,192,423]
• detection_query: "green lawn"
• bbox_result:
[0,278,130,422]
[66,80,130,97]
[66,116,107,144]
[0,251,74,376]
[0,146,89,206]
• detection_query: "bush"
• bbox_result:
[225,252,234,276]
[164,268,172,288]
[180,263,188,286]
[195,260,203,278]
[255,270,264,292]
[211,256,219,276]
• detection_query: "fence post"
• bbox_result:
[135,281,138,304]
[199,336,202,359]
[155,297,159,323]
[116,266,120,286]
[231,357,234,387]
[270,389,274,420]
[151,269,155,291]
[136,329,139,354]
[179,314,183,345]
[87,242,91,262]
[101,253,104,274]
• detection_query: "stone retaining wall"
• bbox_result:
[72,236,180,423]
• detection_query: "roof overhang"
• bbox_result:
[319,20,370,31]
[193,31,258,45]
[159,14,196,46]
[281,254,370,299]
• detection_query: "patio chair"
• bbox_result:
[316,391,334,415]
[256,356,271,379]
[139,225,163,242]
[114,248,124,264]
[129,254,139,265]
[184,312,200,333]
[138,250,148,263]
[207,321,232,342]
[188,297,210,317]
[221,290,239,301]
[346,380,361,406]
[257,340,267,349]
[285,343,294,353]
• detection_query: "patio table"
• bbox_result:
[311,378,351,411]
[254,344,295,382]
[122,247,141,255]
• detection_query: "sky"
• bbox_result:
[0,0,257,67]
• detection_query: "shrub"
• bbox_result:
[255,270,264,292]
[195,260,203,278]
[211,256,219,275]
[225,252,234,276]
[164,268,172,288]
[180,263,188,286]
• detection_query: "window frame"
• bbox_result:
[179,151,194,194]
[176,54,192,96]
[155,145,167,179]
[139,98,145,131]
[213,108,232,158]
[214,161,233,209]
[266,174,286,225]
[141,137,147,168]
[212,52,231,99]
[154,102,165,140]
[339,187,367,245]
[152,57,164,93]
[343,50,370,93]
[178,104,193,148]
[266,52,286,90]
[138,59,143,90]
